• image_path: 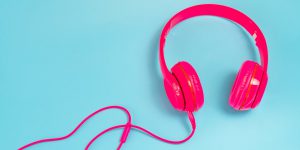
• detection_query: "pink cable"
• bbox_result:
[19,106,196,150]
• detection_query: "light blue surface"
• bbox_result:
[1,0,300,149]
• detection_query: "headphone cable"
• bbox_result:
[19,105,196,150]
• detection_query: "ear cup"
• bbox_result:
[163,75,185,111]
[229,60,264,110]
[251,71,268,109]
[171,61,204,112]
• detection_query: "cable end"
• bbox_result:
[187,112,196,130]
[120,123,131,143]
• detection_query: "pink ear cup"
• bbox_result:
[229,61,265,110]
[163,76,185,111]
[251,71,268,109]
[171,61,204,112]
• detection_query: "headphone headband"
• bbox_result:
[159,4,269,80]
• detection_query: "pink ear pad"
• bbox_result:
[163,75,185,111]
[229,60,265,110]
[171,61,204,112]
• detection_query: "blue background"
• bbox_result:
[1,0,299,149]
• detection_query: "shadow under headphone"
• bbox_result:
[19,4,268,150]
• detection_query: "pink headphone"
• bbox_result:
[159,4,268,112]
[19,4,268,150]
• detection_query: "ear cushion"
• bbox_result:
[229,60,264,110]
[171,61,204,112]
[163,75,185,111]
